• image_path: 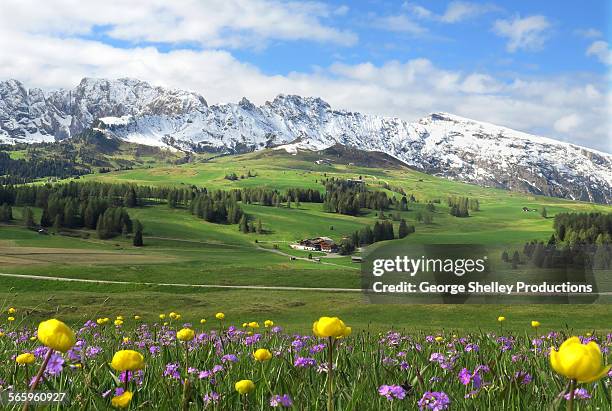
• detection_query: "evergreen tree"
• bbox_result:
[133,220,144,246]
[23,207,35,228]
[52,214,62,234]
[239,215,249,233]
[40,208,52,227]
[398,219,409,238]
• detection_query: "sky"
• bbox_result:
[0,0,610,152]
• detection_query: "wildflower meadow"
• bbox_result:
[0,309,610,410]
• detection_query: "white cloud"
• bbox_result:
[0,0,357,48]
[373,15,427,35]
[493,15,551,52]
[586,41,612,66]
[440,1,498,23]
[574,28,603,39]
[554,114,581,133]
[404,1,498,23]
[0,2,608,153]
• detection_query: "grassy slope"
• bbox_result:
[1,148,611,332]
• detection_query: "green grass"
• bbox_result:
[2,148,611,333]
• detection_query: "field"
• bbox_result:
[1,148,611,335]
[0,313,610,410]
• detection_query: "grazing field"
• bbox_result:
[1,148,611,333]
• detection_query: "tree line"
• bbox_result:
[323,178,391,216]
[0,151,90,182]
[447,196,479,217]
[553,212,612,245]
[339,219,415,255]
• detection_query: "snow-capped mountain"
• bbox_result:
[1,78,611,204]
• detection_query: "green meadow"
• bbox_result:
[1,148,611,332]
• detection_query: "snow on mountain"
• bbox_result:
[1,78,610,204]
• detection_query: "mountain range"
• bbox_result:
[1,77,610,204]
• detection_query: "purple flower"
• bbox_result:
[458,368,471,385]
[163,363,181,380]
[294,357,316,368]
[203,391,220,405]
[465,343,479,352]
[221,354,238,363]
[418,391,450,410]
[85,346,102,358]
[378,385,406,401]
[270,394,293,407]
[45,353,64,376]
[309,343,326,354]
[514,371,532,385]
[149,346,160,356]
[564,388,591,401]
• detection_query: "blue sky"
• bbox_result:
[232,0,609,77]
[0,0,610,151]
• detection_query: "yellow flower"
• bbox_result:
[0,332,4,337]
[134,315,141,320]
[114,319,124,326]
[550,336,611,383]
[37,319,75,352]
[16,353,35,365]
[163,322,168,326]
[435,336,444,343]
[200,319,206,324]
[531,321,540,328]
[116,316,124,321]
[264,320,274,328]
[215,312,225,320]
[111,391,133,408]
[312,316,351,338]
[111,350,145,371]
[248,321,260,329]
[29,336,36,341]
[253,348,272,362]
[96,318,109,325]
[123,337,130,343]
[497,316,506,322]
[159,314,166,320]
[177,328,195,341]
[8,317,15,322]
[242,322,248,328]
[8,307,16,314]
[169,312,179,320]
[235,379,255,394]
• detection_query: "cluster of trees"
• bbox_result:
[447,197,479,217]
[0,181,178,210]
[224,170,257,181]
[339,220,414,255]
[0,151,90,182]
[189,190,244,224]
[553,212,612,245]
[95,207,133,239]
[0,203,13,222]
[323,179,391,216]
[238,216,263,234]
[503,239,611,270]
[0,182,149,241]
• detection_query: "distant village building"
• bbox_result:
[290,236,338,253]
[315,159,333,165]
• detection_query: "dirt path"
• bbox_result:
[0,272,361,293]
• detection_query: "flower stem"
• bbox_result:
[327,337,334,411]
[22,348,53,411]
[566,379,576,411]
